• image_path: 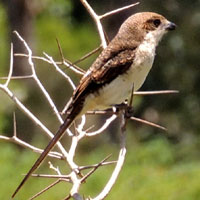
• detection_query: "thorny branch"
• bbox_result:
[0,1,178,199]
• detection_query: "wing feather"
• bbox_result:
[65,47,136,116]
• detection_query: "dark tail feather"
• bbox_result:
[12,115,75,198]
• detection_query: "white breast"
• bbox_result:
[82,31,157,113]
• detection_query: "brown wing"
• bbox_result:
[65,47,136,117]
[92,48,135,83]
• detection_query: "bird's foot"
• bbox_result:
[113,102,134,118]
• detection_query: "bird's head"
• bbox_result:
[116,12,176,47]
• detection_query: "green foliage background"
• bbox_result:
[0,0,200,199]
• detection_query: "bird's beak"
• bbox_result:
[165,21,176,31]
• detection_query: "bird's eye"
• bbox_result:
[153,19,161,27]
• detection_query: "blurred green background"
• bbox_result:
[0,0,200,199]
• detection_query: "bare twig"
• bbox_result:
[13,31,64,125]
[73,46,102,65]
[70,172,82,200]
[0,113,62,159]
[56,38,65,62]
[100,2,140,19]
[93,130,126,200]
[29,179,62,200]
[0,75,33,80]
[80,0,107,48]
[91,107,127,200]
[63,194,71,200]
[63,59,85,74]
[0,135,62,159]
[14,53,85,75]
[14,53,57,63]
[131,116,167,131]
[86,113,117,136]
[86,108,167,131]
[49,161,62,175]
[80,0,139,50]
[13,112,17,137]
[4,43,13,87]
[56,38,85,74]
[30,174,71,180]
[44,52,76,90]
[0,78,68,158]
[79,160,117,171]
[81,155,112,183]
[134,90,179,95]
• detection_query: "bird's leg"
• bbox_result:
[114,83,135,118]
[113,100,134,118]
[113,102,127,111]
[125,83,134,118]
[124,104,134,118]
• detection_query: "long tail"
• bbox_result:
[12,115,75,198]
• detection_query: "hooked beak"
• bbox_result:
[166,21,176,31]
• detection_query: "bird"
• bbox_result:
[12,12,176,198]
